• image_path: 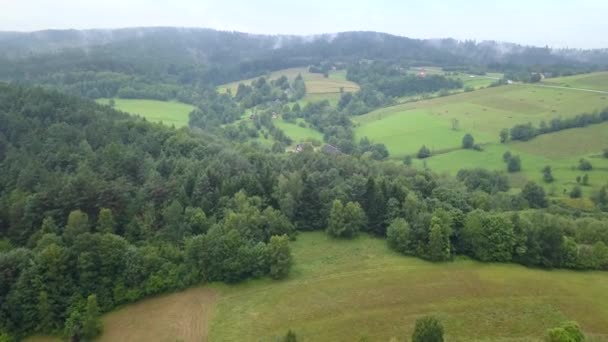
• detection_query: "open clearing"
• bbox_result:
[543,71,608,92]
[274,118,324,143]
[411,66,503,90]
[99,287,217,342]
[96,98,196,128]
[32,232,604,342]
[354,73,608,195]
[218,67,360,104]
[355,82,608,159]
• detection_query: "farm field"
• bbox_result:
[96,98,196,128]
[354,74,608,195]
[411,66,502,89]
[30,232,608,342]
[543,71,608,92]
[218,67,360,104]
[355,83,608,159]
[274,118,324,143]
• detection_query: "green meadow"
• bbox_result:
[274,119,324,143]
[543,71,608,92]
[96,98,196,128]
[24,232,604,342]
[354,73,608,196]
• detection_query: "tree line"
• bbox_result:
[506,108,608,142]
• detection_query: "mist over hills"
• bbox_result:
[1,27,606,72]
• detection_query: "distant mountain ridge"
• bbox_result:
[0,27,606,87]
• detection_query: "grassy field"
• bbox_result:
[411,66,503,90]
[96,98,196,128]
[27,232,608,342]
[354,74,608,196]
[274,119,324,143]
[355,83,608,158]
[543,72,608,92]
[218,67,360,104]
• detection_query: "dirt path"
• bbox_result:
[98,287,218,342]
[529,83,608,94]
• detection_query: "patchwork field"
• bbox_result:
[218,67,360,104]
[355,83,607,157]
[354,75,608,195]
[30,232,608,342]
[96,98,196,128]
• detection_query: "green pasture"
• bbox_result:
[96,98,195,128]
[210,232,608,341]
[274,119,324,143]
[25,232,608,342]
[355,83,608,159]
[543,72,608,92]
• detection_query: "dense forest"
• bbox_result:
[1,27,608,341]
[1,84,608,340]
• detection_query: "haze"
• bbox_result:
[1,0,607,49]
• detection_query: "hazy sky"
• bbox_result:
[1,0,607,48]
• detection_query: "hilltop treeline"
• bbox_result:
[1,84,608,340]
[2,28,607,104]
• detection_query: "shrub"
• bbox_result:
[578,158,592,171]
[412,316,444,342]
[417,145,431,159]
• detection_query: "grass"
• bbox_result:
[355,82,607,159]
[411,66,503,90]
[274,119,324,143]
[543,72,608,92]
[211,232,608,341]
[96,98,196,128]
[98,287,217,342]
[217,67,359,104]
[27,232,608,341]
[416,142,608,197]
[353,76,608,195]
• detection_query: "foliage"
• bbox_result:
[545,321,585,342]
[578,159,593,171]
[456,169,509,194]
[412,316,444,342]
[327,200,367,238]
[570,186,583,199]
[2,82,608,339]
[283,329,298,342]
[506,155,522,173]
[509,108,608,142]
[268,235,292,280]
[386,218,412,255]
[418,145,431,159]
[462,133,475,149]
[542,166,554,183]
[522,182,548,208]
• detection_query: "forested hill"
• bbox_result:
[1,28,607,87]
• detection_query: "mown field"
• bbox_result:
[96,98,196,128]
[274,118,324,143]
[30,232,608,342]
[355,73,608,195]
[218,67,360,105]
[543,71,608,92]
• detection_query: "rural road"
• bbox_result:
[527,83,608,95]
